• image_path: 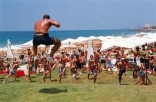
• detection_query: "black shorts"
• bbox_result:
[101,60,105,63]
[119,68,125,75]
[154,67,156,72]
[76,63,82,69]
[150,65,154,70]
[33,33,55,46]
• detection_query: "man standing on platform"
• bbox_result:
[33,14,61,61]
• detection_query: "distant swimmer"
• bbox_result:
[33,14,61,61]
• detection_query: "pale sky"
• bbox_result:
[0,0,156,31]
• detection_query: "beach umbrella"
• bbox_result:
[113,39,137,49]
[88,36,98,40]
[97,36,106,41]
[61,38,76,45]
[22,40,33,47]
[75,36,89,43]
[131,37,156,46]
[60,44,77,48]
[87,39,94,60]
[7,39,14,59]
[11,46,22,50]
[100,39,115,52]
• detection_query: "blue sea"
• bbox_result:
[0,29,140,48]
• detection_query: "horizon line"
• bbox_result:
[0,28,130,32]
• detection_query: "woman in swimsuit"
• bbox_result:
[118,59,126,85]
[27,57,36,82]
[58,59,66,83]
[42,57,51,83]
[105,55,113,74]
[70,55,77,78]
[88,55,98,83]
[3,64,19,83]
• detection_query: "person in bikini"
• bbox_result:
[88,55,98,83]
[3,64,19,83]
[79,52,87,75]
[70,55,77,78]
[58,59,66,83]
[33,14,61,61]
[37,54,43,74]
[42,57,56,83]
[49,60,57,82]
[94,50,102,74]
[75,55,83,76]
[26,57,37,82]
[117,58,126,85]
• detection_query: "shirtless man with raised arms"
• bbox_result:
[33,14,61,60]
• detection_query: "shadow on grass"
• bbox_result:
[76,77,81,80]
[51,79,57,82]
[0,80,20,83]
[89,78,94,80]
[30,80,36,82]
[120,84,129,85]
[31,76,36,78]
[0,77,4,79]
[39,88,68,94]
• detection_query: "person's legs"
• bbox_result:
[118,70,123,85]
[106,66,108,73]
[63,68,66,77]
[110,66,113,74]
[49,70,52,82]
[42,71,47,83]
[88,73,90,79]
[50,38,61,58]
[133,70,137,81]
[82,66,87,72]
[3,73,12,83]
[32,46,38,56]
[27,67,32,82]
[140,76,143,85]
[142,75,145,85]
[93,70,97,83]
[59,73,62,83]
[14,73,17,82]
[88,69,91,79]
[94,75,97,83]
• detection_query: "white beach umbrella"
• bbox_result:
[100,39,115,52]
[129,33,156,45]
[87,39,94,60]
[61,38,76,45]
[88,36,98,40]
[60,44,77,48]
[7,39,14,58]
[127,37,147,46]
[22,40,33,47]
[97,36,106,41]
[11,46,22,50]
[75,36,89,43]
[113,39,137,49]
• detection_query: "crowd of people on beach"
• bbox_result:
[1,14,156,85]
[0,43,156,85]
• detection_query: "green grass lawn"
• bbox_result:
[0,68,156,102]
